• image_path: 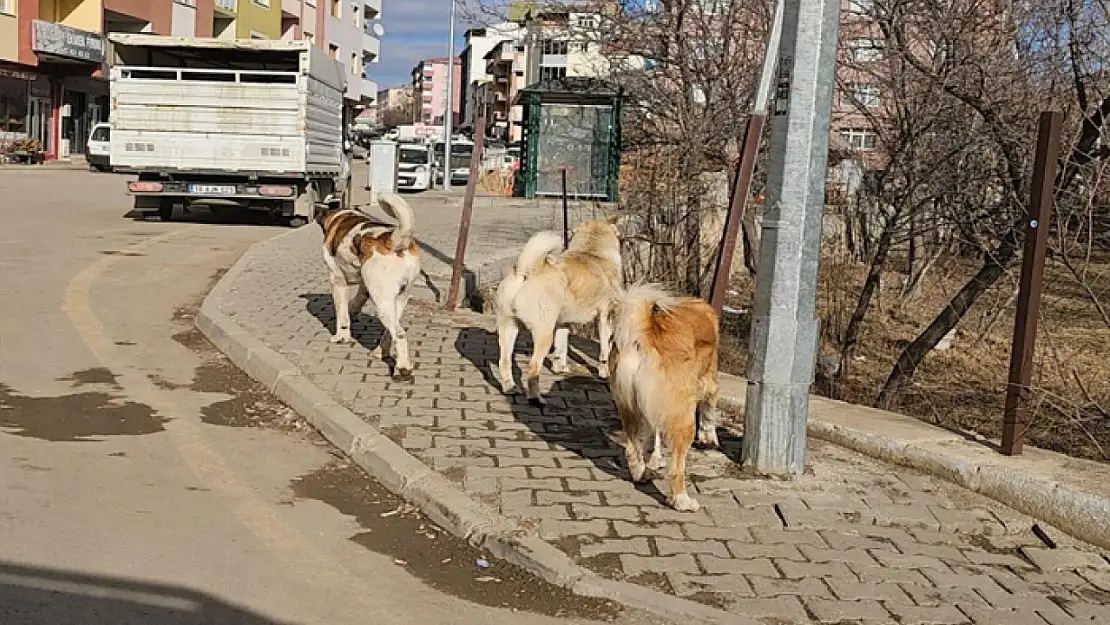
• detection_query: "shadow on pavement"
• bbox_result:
[299,293,386,356]
[0,561,295,625]
[452,326,671,506]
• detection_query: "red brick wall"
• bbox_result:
[103,0,173,35]
[17,0,38,66]
[194,0,214,37]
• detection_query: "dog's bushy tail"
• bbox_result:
[379,193,416,252]
[612,283,682,353]
[514,231,564,276]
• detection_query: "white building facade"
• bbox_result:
[459,22,521,131]
[324,0,383,106]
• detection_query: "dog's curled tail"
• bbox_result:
[378,193,416,252]
[514,231,564,276]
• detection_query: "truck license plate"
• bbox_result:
[188,184,236,195]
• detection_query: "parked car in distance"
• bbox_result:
[86,122,111,172]
[397,143,435,192]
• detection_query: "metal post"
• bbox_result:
[446,117,487,310]
[561,168,570,248]
[708,0,784,315]
[1001,111,1062,456]
[443,0,457,191]
[742,0,841,477]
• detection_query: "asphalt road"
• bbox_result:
[0,166,663,625]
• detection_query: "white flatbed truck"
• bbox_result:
[107,34,352,226]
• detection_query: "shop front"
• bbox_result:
[30,19,106,160]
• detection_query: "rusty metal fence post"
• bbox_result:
[445,117,487,311]
[1001,111,1062,456]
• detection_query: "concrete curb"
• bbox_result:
[717,381,1110,551]
[198,234,758,625]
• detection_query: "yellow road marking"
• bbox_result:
[62,225,377,605]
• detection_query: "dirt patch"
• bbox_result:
[0,382,166,442]
[291,461,623,620]
[719,257,1110,464]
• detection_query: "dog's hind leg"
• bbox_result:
[665,405,699,512]
[621,416,650,484]
[496,313,520,394]
[696,380,721,449]
[525,326,555,406]
[551,327,570,374]
[330,277,358,344]
[596,306,613,380]
[369,285,413,381]
[647,431,666,472]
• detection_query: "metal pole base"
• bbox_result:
[742,380,809,477]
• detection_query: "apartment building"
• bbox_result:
[479,38,528,141]
[375,84,412,125]
[0,0,384,160]
[458,22,521,132]
[411,57,461,126]
[323,0,381,106]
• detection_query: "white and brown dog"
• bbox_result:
[495,219,622,405]
[608,284,721,511]
[318,194,421,380]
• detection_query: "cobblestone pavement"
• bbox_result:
[215,225,1110,625]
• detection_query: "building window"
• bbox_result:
[845,38,884,62]
[574,15,596,29]
[847,0,872,14]
[0,77,29,135]
[845,84,880,107]
[329,44,339,59]
[539,66,567,81]
[252,0,270,7]
[351,53,359,74]
[569,41,588,53]
[541,39,568,56]
[331,0,340,18]
[840,128,878,150]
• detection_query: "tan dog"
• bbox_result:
[608,284,721,511]
[495,219,622,404]
[318,194,421,380]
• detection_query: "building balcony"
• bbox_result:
[362,32,380,62]
[362,77,379,103]
[282,0,302,16]
[214,0,237,15]
[364,0,382,20]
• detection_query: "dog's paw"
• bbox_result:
[628,462,648,484]
[670,494,700,512]
[596,365,609,380]
[391,368,414,383]
[330,333,355,345]
[527,395,547,409]
[647,451,667,472]
[696,428,720,449]
[550,362,570,374]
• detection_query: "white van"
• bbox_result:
[396,143,435,191]
[86,122,111,172]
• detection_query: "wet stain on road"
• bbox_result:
[57,367,121,389]
[170,303,300,430]
[291,462,622,620]
[100,250,146,257]
[0,382,167,442]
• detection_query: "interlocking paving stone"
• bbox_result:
[214,223,1110,625]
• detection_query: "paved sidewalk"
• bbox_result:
[210,225,1109,625]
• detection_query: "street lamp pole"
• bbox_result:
[443,0,457,191]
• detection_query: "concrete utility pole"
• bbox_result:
[443,0,458,191]
[742,0,841,477]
